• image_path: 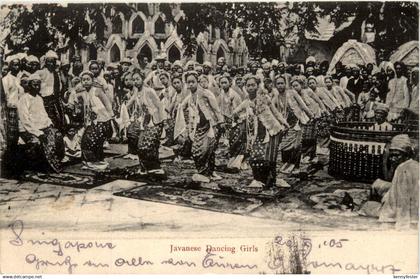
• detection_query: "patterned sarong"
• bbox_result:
[302,120,317,141]
[164,118,176,147]
[127,121,142,154]
[20,126,65,173]
[228,121,247,158]
[43,95,65,131]
[81,120,112,162]
[192,121,219,177]
[279,126,302,167]
[137,123,163,171]
[5,107,19,148]
[249,121,282,187]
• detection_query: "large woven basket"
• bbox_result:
[328,121,418,182]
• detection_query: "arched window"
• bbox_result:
[132,15,144,34]
[168,45,181,63]
[155,16,165,34]
[217,47,225,59]
[110,44,121,62]
[196,46,204,64]
[138,44,153,63]
[112,16,123,34]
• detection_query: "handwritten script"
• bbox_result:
[266,234,401,275]
[7,220,258,274]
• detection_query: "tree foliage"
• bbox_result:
[1,2,418,60]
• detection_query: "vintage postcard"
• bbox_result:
[0,1,418,275]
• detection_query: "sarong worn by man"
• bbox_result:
[36,50,65,131]
[125,78,165,174]
[175,72,224,183]
[17,74,65,173]
[2,56,24,152]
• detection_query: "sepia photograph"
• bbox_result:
[0,1,418,275]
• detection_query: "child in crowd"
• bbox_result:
[62,126,83,163]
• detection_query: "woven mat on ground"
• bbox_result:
[115,185,264,216]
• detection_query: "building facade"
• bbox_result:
[60,3,248,67]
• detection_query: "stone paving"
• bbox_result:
[0,143,400,235]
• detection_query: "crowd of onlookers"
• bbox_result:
[1,48,418,228]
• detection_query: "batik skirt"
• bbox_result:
[43,95,65,132]
[192,121,220,177]
[249,124,282,187]
[301,120,317,159]
[5,107,19,148]
[164,118,176,147]
[228,121,247,158]
[137,123,163,171]
[20,126,65,173]
[127,121,142,154]
[81,120,113,162]
[279,125,302,167]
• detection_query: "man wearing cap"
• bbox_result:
[120,57,131,73]
[17,73,65,173]
[368,103,392,131]
[26,55,40,74]
[35,50,64,131]
[2,55,24,153]
[202,61,217,89]
[261,62,271,81]
[145,55,166,89]
[217,57,226,68]
[366,134,419,229]
[171,60,183,74]
[305,56,316,68]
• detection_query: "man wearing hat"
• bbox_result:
[2,55,24,154]
[17,73,65,173]
[35,50,65,131]
[368,134,419,228]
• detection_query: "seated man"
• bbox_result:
[359,86,381,121]
[362,134,418,229]
[368,103,392,131]
[17,74,65,172]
